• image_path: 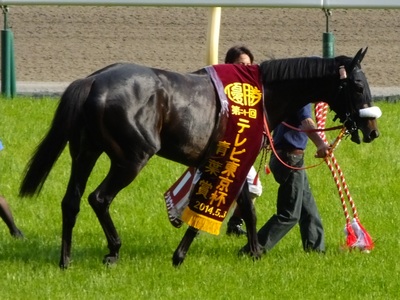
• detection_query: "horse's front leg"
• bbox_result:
[237,182,263,259]
[172,226,199,266]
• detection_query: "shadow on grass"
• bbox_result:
[0,230,116,267]
[120,227,250,265]
[0,228,190,267]
[0,232,60,266]
[0,218,254,269]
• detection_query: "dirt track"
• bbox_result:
[6,6,400,87]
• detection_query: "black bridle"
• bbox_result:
[332,65,362,144]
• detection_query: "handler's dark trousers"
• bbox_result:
[257,151,325,252]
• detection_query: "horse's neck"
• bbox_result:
[261,57,342,128]
[265,78,336,129]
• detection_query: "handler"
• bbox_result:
[242,104,329,253]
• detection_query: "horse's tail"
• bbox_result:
[19,77,95,197]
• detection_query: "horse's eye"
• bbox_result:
[354,82,364,93]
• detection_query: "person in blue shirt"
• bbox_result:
[243,104,329,253]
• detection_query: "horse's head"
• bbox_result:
[331,48,381,144]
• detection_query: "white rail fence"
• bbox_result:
[0,0,400,8]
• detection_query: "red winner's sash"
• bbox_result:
[179,64,265,235]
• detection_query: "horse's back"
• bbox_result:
[83,63,219,166]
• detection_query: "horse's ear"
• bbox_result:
[359,47,368,63]
[348,48,367,72]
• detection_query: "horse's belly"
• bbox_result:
[158,120,215,166]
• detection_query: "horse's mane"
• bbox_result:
[259,57,347,83]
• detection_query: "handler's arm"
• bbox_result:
[301,118,330,158]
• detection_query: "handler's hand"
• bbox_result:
[315,143,331,158]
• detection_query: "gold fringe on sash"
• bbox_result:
[181,207,222,235]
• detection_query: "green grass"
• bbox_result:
[0,97,399,299]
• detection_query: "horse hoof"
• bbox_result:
[172,253,185,267]
[238,244,263,260]
[11,229,24,239]
[172,257,183,267]
[59,258,70,269]
[103,254,119,266]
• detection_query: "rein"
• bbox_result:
[281,121,343,133]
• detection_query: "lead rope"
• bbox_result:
[315,102,374,252]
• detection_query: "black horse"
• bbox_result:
[19,48,379,268]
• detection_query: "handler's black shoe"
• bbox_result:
[226,216,246,236]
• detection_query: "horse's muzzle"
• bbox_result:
[359,106,381,143]
[363,128,380,143]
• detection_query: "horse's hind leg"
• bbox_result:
[88,159,144,266]
[60,148,101,269]
[172,226,199,266]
